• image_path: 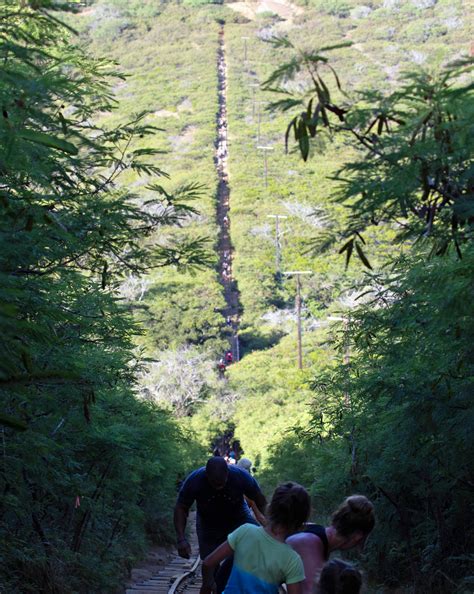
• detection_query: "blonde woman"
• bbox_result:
[287,495,375,594]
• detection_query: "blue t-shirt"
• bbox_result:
[177,465,262,532]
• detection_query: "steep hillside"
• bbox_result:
[74,0,472,478]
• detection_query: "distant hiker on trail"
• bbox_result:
[217,358,226,377]
[203,482,309,594]
[225,351,233,364]
[236,457,251,472]
[286,495,375,594]
[174,456,267,594]
[236,457,266,526]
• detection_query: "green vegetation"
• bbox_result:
[2,0,473,591]
[306,252,474,591]
[78,0,229,359]
[0,2,207,591]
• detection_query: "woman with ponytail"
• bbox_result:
[287,495,374,594]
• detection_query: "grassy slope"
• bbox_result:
[74,0,470,480]
[76,2,229,360]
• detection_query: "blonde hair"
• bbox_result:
[331,495,375,537]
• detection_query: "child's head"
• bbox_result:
[318,559,362,594]
[268,481,310,533]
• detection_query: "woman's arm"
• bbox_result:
[202,540,233,570]
[286,583,302,594]
[201,541,234,593]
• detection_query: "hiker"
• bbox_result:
[203,482,309,593]
[217,358,226,377]
[287,495,375,594]
[174,456,266,594]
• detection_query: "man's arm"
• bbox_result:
[241,471,267,515]
[253,489,267,515]
[174,503,191,559]
[247,497,267,525]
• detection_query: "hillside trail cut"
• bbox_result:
[216,25,241,362]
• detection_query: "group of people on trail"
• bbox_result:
[174,456,374,594]
[221,246,231,283]
[217,350,233,376]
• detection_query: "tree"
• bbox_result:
[309,252,474,591]
[264,38,473,266]
[139,347,217,417]
[0,1,209,590]
[265,36,474,592]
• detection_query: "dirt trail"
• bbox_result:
[216,25,241,361]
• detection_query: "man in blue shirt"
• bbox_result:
[174,456,267,594]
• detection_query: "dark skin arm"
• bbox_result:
[246,496,267,525]
[173,503,191,559]
[253,490,267,515]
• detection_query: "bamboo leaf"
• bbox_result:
[355,241,373,269]
[18,128,78,155]
[285,117,297,153]
[298,125,310,161]
[318,41,353,52]
[339,237,354,269]
[0,413,27,431]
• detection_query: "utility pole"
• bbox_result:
[267,214,288,276]
[257,105,261,143]
[241,36,249,62]
[283,271,312,369]
[249,83,259,119]
[255,101,266,144]
[257,145,273,188]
